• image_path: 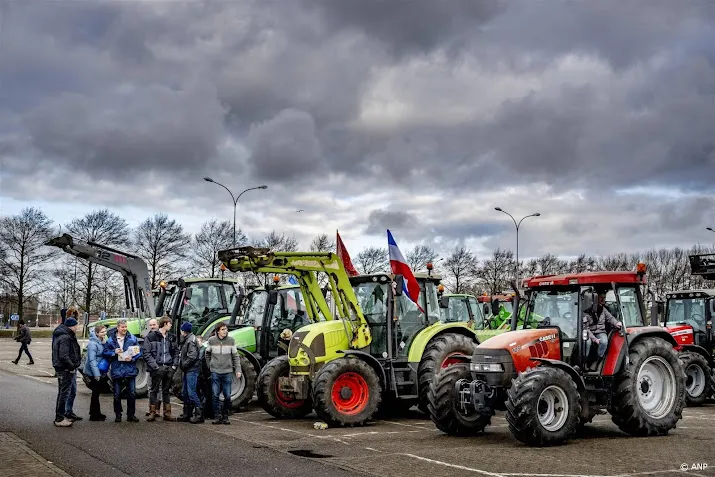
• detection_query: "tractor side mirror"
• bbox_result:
[483,304,490,316]
[268,290,279,306]
[393,275,404,296]
[183,288,193,300]
[710,299,715,316]
[439,295,449,309]
[491,300,500,316]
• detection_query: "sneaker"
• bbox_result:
[54,418,73,427]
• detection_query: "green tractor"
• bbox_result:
[218,246,483,425]
[438,292,509,342]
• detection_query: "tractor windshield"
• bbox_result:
[665,297,707,332]
[238,290,267,327]
[180,282,235,330]
[525,289,579,338]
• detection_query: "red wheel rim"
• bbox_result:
[331,372,369,415]
[441,352,462,369]
[274,373,305,409]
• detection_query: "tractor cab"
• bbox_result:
[439,294,485,329]
[478,294,515,329]
[350,273,441,357]
[166,277,239,337]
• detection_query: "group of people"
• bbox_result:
[51,309,243,428]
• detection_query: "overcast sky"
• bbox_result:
[1,0,715,262]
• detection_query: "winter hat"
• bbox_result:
[65,317,78,327]
[180,322,192,333]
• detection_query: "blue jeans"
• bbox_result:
[112,377,136,417]
[65,371,77,415]
[55,370,73,421]
[212,372,232,415]
[183,370,201,407]
[586,332,608,359]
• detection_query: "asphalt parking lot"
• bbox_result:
[2,338,713,477]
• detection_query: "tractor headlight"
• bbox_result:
[470,362,505,372]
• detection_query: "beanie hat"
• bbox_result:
[65,317,78,327]
[180,322,192,333]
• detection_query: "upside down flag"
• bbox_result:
[287,275,298,285]
[387,229,421,309]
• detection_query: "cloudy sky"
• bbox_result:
[1,0,715,262]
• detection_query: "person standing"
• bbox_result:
[144,318,159,417]
[51,317,81,427]
[178,322,202,423]
[83,325,108,421]
[205,323,242,425]
[103,320,142,423]
[12,319,34,365]
[143,317,179,421]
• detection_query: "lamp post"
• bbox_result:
[495,207,541,282]
[203,178,268,246]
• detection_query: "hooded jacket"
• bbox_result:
[102,328,142,379]
[52,324,81,372]
[143,329,179,372]
[16,324,31,344]
[83,329,106,377]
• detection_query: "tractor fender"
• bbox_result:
[337,350,387,390]
[236,346,262,375]
[529,357,586,393]
[678,344,713,366]
[407,323,480,363]
[612,328,679,375]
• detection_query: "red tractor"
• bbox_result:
[661,254,715,405]
[428,265,686,446]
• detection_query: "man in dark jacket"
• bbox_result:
[52,318,81,427]
[103,320,142,422]
[13,319,34,365]
[143,316,179,421]
[178,322,203,423]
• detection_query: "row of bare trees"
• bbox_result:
[1,206,713,319]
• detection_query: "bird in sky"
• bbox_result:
[296,209,304,213]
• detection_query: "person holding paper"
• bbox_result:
[103,320,143,423]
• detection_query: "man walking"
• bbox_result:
[143,317,179,421]
[52,317,81,427]
[205,323,242,425]
[103,320,142,422]
[178,322,202,423]
[12,319,34,365]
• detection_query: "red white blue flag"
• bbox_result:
[387,229,421,309]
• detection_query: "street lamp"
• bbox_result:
[203,177,268,246]
[495,207,541,281]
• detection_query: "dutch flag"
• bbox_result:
[387,229,421,309]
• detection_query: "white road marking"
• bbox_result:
[400,453,507,477]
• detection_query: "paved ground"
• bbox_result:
[1,338,714,477]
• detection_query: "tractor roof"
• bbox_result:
[523,271,646,288]
[666,289,715,299]
[477,294,515,302]
[350,272,442,285]
[181,277,239,284]
[444,293,474,298]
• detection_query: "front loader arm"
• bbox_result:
[218,247,370,349]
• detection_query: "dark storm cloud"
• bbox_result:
[2,0,715,255]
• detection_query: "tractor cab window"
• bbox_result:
[526,289,578,339]
[666,297,706,332]
[616,287,644,327]
[468,297,486,329]
[239,291,267,327]
[180,282,230,330]
[422,281,440,323]
[442,297,469,323]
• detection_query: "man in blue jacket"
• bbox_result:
[103,319,142,422]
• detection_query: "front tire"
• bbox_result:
[505,367,581,447]
[609,337,685,436]
[227,355,257,409]
[417,334,477,413]
[256,355,312,418]
[312,357,381,427]
[427,364,491,436]
[133,359,149,398]
[679,352,712,407]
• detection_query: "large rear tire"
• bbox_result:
[505,367,581,447]
[134,359,149,398]
[312,357,381,427]
[679,352,712,407]
[256,355,312,418]
[417,334,477,413]
[609,337,685,436]
[225,355,257,410]
[427,364,491,436]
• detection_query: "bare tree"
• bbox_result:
[191,219,243,278]
[310,234,335,253]
[65,209,130,314]
[443,245,478,293]
[355,246,388,274]
[567,254,598,273]
[478,248,515,295]
[0,207,57,320]
[133,213,191,288]
[254,231,299,252]
[406,245,438,273]
[47,258,79,311]
[93,267,126,316]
